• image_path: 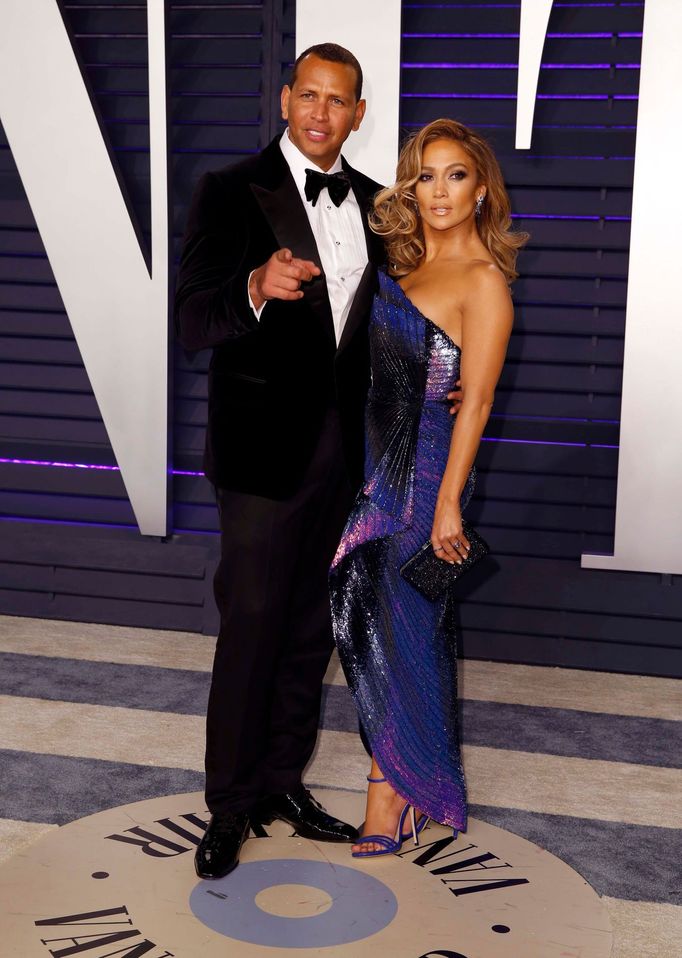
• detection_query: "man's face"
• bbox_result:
[281,54,366,171]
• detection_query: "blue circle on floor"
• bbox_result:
[190,858,398,947]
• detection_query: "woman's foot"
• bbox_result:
[352,773,408,855]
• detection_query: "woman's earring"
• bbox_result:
[475,194,484,217]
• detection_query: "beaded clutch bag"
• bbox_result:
[399,520,489,602]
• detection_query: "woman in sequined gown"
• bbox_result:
[329,119,527,854]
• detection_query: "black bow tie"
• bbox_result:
[304,168,351,208]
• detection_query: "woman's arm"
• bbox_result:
[431,263,513,563]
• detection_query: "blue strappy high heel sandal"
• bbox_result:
[352,775,426,859]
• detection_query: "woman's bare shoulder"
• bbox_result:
[438,258,509,301]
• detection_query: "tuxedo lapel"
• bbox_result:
[337,161,385,354]
[250,143,335,344]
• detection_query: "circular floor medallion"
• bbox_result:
[0,790,612,958]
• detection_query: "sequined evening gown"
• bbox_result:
[329,270,475,831]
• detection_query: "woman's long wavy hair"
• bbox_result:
[370,119,528,283]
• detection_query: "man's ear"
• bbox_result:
[352,98,367,132]
[281,85,291,121]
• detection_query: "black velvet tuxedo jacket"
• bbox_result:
[174,137,384,499]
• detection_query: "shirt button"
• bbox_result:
[341,276,346,282]
[326,205,332,210]
[335,241,341,246]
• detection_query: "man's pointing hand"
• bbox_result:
[249,248,321,310]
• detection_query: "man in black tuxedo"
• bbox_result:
[175,43,384,878]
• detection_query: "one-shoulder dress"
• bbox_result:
[329,270,475,831]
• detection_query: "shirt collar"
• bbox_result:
[279,129,344,197]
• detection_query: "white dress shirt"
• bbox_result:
[249,130,369,345]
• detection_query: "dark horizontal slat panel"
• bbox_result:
[0,282,64,311]
[0,257,57,284]
[73,35,263,66]
[512,222,631,252]
[54,567,205,605]
[492,389,622,422]
[0,415,108,445]
[174,370,208,399]
[506,332,624,365]
[174,398,207,426]
[0,310,71,338]
[174,351,210,375]
[0,562,53,592]
[514,276,627,307]
[173,502,220,532]
[0,336,82,364]
[484,417,619,447]
[170,95,261,123]
[520,248,630,280]
[476,441,618,478]
[515,304,625,337]
[170,123,261,153]
[461,633,680,679]
[509,187,633,219]
[461,602,682,647]
[0,462,123,498]
[0,389,100,419]
[0,197,40,230]
[174,424,206,454]
[498,362,623,395]
[400,97,638,129]
[0,361,92,392]
[47,593,202,632]
[402,67,640,99]
[473,497,615,535]
[170,66,262,94]
[0,229,46,256]
[107,119,259,153]
[64,6,263,35]
[476,524,612,560]
[465,554,680,619]
[0,489,133,524]
[87,69,259,96]
[474,472,616,508]
[401,6,643,34]
[499,156,636,189]
[0,588,54,619]
[2,521,209,576]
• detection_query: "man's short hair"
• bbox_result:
[289,43,363,102]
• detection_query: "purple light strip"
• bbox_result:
[403,32,642,39]
[2,439,620,475]
[402,2,642,6]
[402,63,639,69]
[481,437,619,449]
[0,514,138,530]
[511,214,631,222]
[0,457,205,477]
[0,457,120,471]
[401,93,635,100]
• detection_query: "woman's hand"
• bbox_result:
[431,494,470,564]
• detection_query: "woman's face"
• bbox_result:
[414,138,485,233]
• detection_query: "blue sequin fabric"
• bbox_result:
[330,270,474,830]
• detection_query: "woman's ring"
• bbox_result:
[453,540,461,549]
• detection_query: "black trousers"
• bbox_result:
[205,409,354,814]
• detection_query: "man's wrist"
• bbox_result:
[247,269,267,318]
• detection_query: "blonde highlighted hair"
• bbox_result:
[370,119,528,283]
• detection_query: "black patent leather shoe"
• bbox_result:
[251,787,359,843]
[194,811,250,879]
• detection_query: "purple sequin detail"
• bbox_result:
[330,272,474,830]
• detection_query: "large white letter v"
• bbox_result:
[0,0,169,536]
